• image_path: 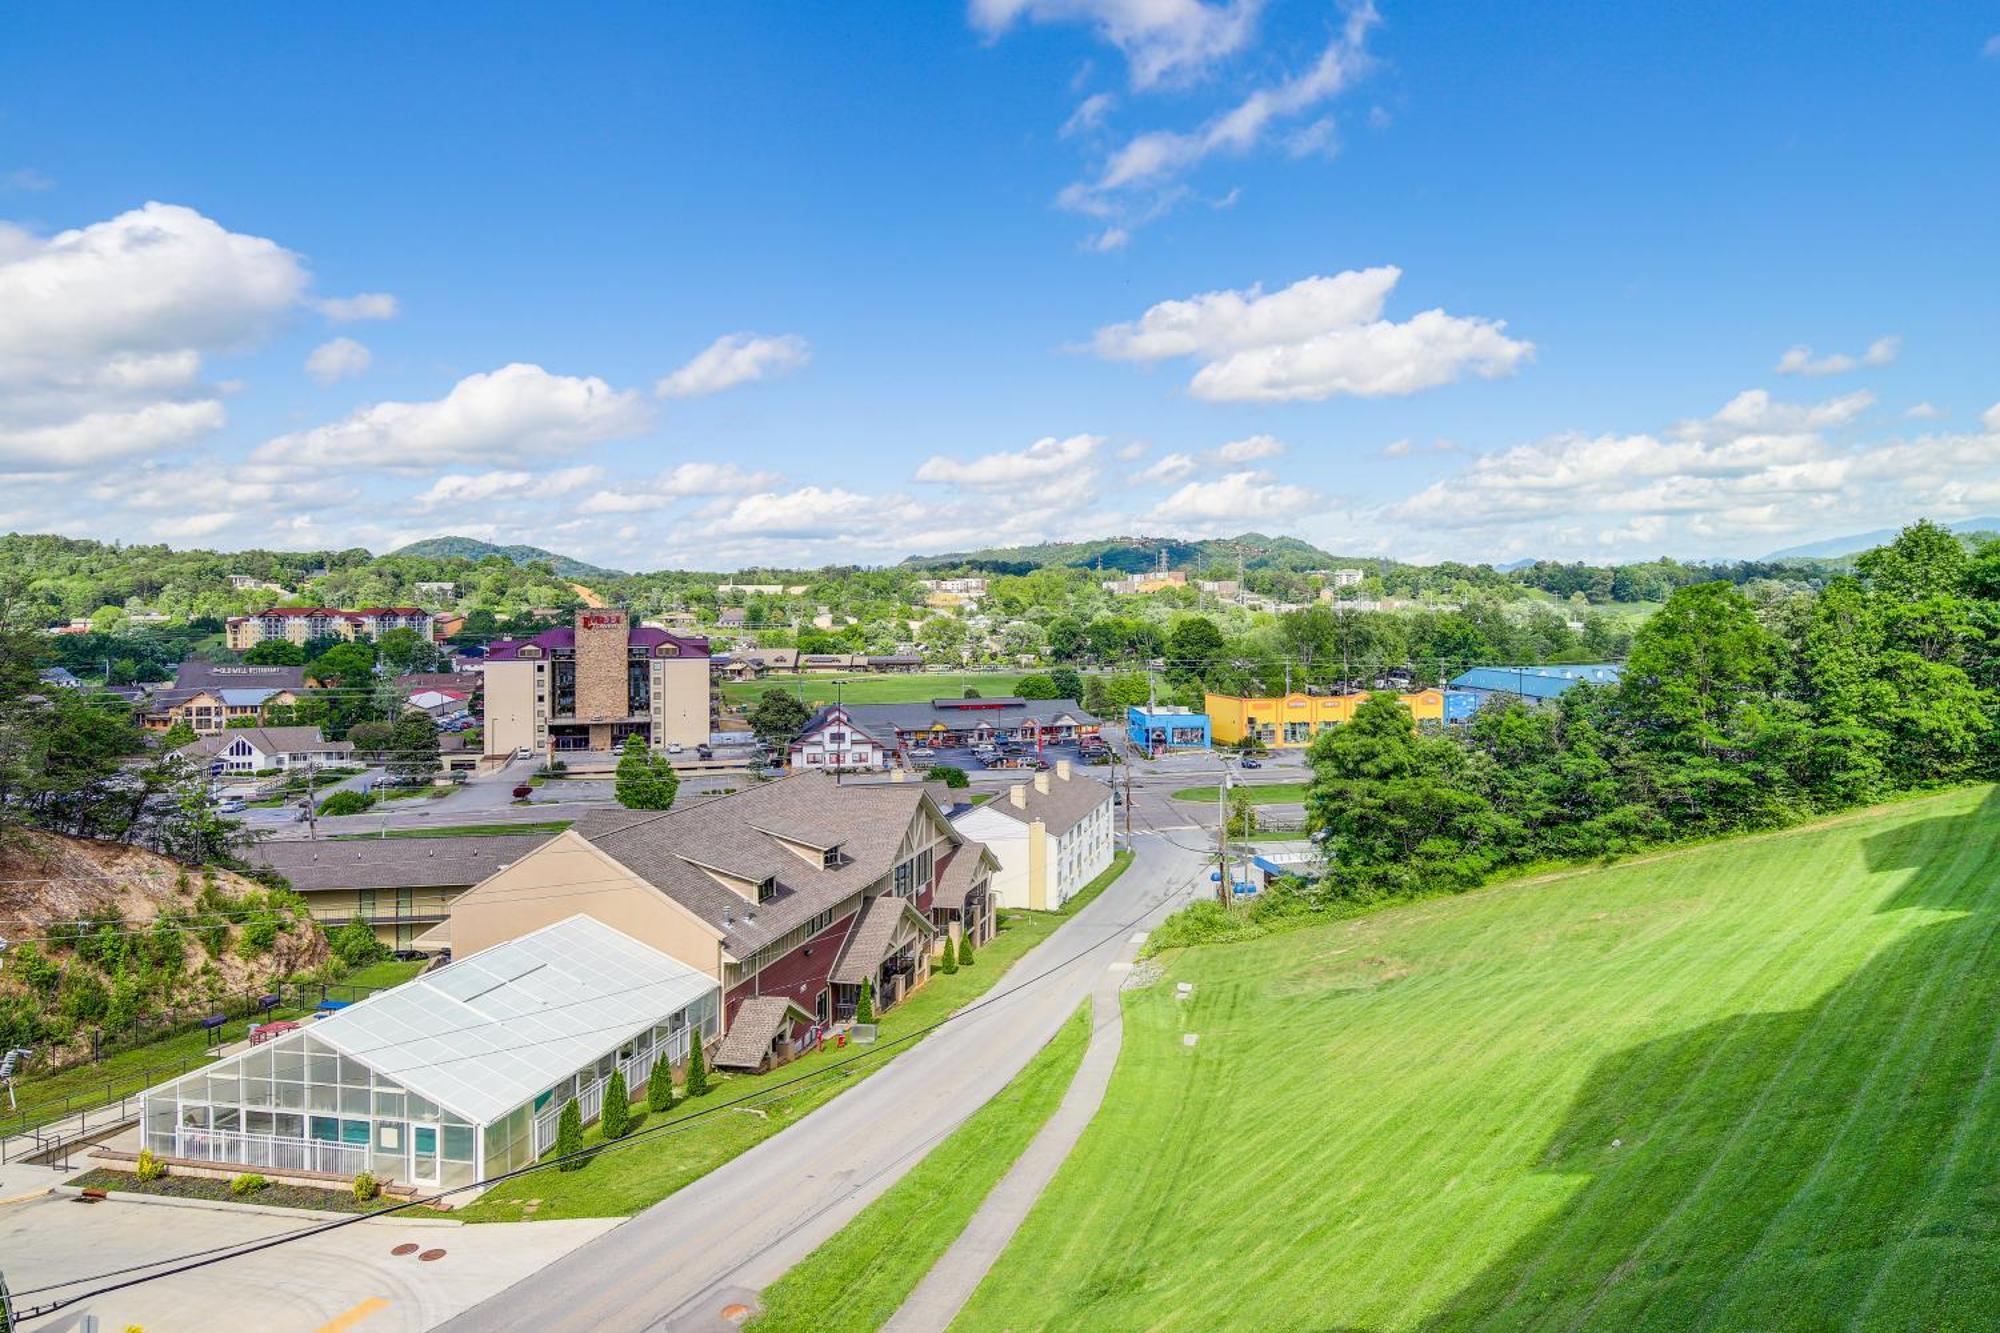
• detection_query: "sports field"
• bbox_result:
[955,785,2000,1330]
[717,671,1044,708]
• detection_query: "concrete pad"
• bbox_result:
[0,1191,618,1332]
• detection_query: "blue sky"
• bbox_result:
[3,2,1997,569]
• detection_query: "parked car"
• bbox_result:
[696,743,713,760]
[515,746,533,760]
[389,949,428,963]
[1112,789,1124,805]
[512,784,533,799]
[1240,757,1263,769]
[908,746,935,759]
[666,742,684,755]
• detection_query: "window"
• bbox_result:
[806,908,835,936]
[894,860,913,896]
[821,846,843,869]
[757,876,777,903]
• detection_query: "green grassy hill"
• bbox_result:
[899,531,1363,575]
[388,535,622,580]
[957,786,2000,1331]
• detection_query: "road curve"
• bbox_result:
[434,833,1202,1333]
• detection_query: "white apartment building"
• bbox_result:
[948,761,1114,911]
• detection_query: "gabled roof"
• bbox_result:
[969,770,1112,838]
[713,996,816,1070]
[572,773,961,955]
[298,914,717,1124]
[932,841,994,912]
[829,894,934,986]
[174,726,350,758]
[793,704,895,751]
[485,625,710,662]
[837,697,1101,735]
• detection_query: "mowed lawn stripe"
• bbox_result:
[952,787,2000,1331]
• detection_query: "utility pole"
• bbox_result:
[1122,756,1132,841]
[1216,759,1233,907]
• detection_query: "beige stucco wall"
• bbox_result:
[482,659,536,758]
[446,830,729,979]
[653,654,710,749]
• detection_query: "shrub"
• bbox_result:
[647,1066,675,1114]
[318,790,376,817]
[601,1069,630,1140]
[352,1171,380,1202]
[555,1099,584,1170]
[685,1037,709,1098]
[330,917,387,968]
[959,932,975,967]
[230,1172,268,1196]
[856,978,875,1025]
[925,764,969,789]
[938,938,958,975]
[135,1149,165,1183]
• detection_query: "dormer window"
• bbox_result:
[821,845,845,869]
[757,876,777,903]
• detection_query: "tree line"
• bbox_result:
[1305,522,1999,902]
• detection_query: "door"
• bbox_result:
[412,1125,440,1186]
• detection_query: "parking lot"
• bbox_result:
[906,738,1113,775]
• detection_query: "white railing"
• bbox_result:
[158,1128,368,1177]
[529,1033,689,1156]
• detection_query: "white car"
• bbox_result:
[908,746,936,759]
[666,742,685,754]
[515,746,533,760]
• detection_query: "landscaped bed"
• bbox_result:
[70,1167,379,1214]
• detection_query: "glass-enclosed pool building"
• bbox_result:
[140,914,719,1193]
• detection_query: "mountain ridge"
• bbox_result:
[389,536,624,581]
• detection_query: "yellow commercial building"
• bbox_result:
[1205,689,1447,748]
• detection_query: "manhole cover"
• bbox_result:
[720,1304,751,1323]
[419,1248,447,1262]
[391,1243,419,1256]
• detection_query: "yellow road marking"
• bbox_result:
[317,1296,389,1332]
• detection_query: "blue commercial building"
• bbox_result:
[1449,664,1623,709]
[1443,688,1481,724]
[1126,705,1211,752]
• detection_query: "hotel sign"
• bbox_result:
[580,612,625,630]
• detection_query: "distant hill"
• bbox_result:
[901,531,1371,575]
[1765,518,2000,561]
[389,536,623,581]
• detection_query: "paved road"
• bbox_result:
[437,832,1206,1333]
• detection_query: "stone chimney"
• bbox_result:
[1009,782,1028,809]
[1034,771,1051,796]
[1056,759,1072,781]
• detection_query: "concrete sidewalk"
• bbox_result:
[880,933,1138,1332]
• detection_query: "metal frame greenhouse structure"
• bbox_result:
[139,914,720,1193]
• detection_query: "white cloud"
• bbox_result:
[255,363,649,470]
[0,399,226,470]
[1132,451,1198,485]
[656,332,810,399]
[1150,468,1319,525]
[305,336,371,385]
[575,461,784,513]
[149,511,234,540]
[970,0,1261,89]
[698,485,895,538]
[0,201,305,381]
[1086,226,1131,253]
[1115,440,1149,460]
[1056,3,1377,235]
[915,433,1102,487]
[1773,335,1899,376]
[316,292,399,322]
[1215,433,1284,462]
[1062,91,1117,137]
[1370,387,2000,561]
[413,465,605,509]
[1906,401,1946,420]
[1986,402,2000,433]
[1094,267,1532,402]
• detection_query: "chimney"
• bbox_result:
[1034,771,1051,796]
[1009,783,1028,809]
[1056,759,1072,782]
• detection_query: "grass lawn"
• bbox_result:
[718,671,1041,709]
[340,959,428,990]
[955,786,2000,1331]
[454,902,1074,1222]
[1170,780,1309,805]
[748,1005,1092,1332]
[325,820,571,840]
